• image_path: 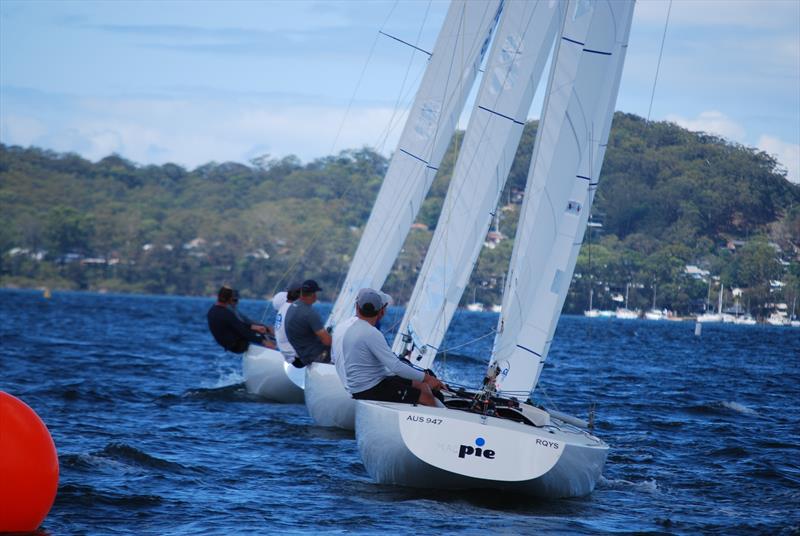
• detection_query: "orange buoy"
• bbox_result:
[0,391,59,532]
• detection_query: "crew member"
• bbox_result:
[230,289,270,336]
[342,288,444,406]
[207,286,275,353]
[284,279,332,367]
[273,282,302,363]
[333,289,392,385]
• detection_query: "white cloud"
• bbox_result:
[757,135,800,184]
[665,110,746,142]
[0,91,406,168]
[1,114,47,146]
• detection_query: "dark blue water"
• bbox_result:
[2,289,799,534]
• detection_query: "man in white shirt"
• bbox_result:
[273,282,301,363]
[342,288,445,406]
[332,290,392,384]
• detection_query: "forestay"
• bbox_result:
[391,0,566,369]
[326,0,503,329]
[490,0,636,397]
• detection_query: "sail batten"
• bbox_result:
[390,0,565,368]
[326,0,503,330]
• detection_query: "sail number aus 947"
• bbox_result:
[406,415,443,425]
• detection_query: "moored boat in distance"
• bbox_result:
[616,308,639,320]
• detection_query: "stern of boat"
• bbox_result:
[304,363,355,430]
[242,345,304,403]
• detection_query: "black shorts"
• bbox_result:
[353,376,421,404]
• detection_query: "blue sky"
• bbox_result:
[1,0,798,183]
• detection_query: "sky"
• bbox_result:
[1,0,798,183]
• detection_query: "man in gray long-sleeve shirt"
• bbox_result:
[341,288,445,406]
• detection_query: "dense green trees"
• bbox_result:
[1,113,798,318]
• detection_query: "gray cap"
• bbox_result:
[356,288,390,316]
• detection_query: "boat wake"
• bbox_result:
[598,476,660,493]
[688,400,760,417]
[207,359,244,388]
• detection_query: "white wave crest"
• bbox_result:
[721,401,759,416]
[599,476,660,493]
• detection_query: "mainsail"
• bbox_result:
[326,0,503,329]
[490,0,636,397]
[391,0,566,369]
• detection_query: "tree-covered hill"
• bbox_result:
[1,112,798,318]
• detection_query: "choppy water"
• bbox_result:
[1,289,799,534]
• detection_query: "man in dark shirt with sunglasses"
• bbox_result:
[207,286,274,353]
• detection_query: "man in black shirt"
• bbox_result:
[207,286,275,353]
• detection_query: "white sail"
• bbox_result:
[326,0,503,329]
[391,0,566,369]
[490,0,635,397]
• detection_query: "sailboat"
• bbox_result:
[304,0,505,428]
[697,282,724,323]
[357,0,635,498]
[644,282,666,320]
[615,282,639,319]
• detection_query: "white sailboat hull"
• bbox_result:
[356,401,608,498]
[615,308,639,320]
[304,363,355,430]
[242,345,304,403]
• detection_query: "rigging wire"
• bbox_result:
[646,0,672,124]
[438,328,496,355]
[259,0,435,320]
[326,1,400,157]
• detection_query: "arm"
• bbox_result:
[307,309,331,347]
[226,309,265,344]
[366,330,424,383]
[315,328,332,347]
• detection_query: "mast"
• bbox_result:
[490,0,636,398]
[391,0,565,368]
[652,281,657,310]
[326,0,503,329]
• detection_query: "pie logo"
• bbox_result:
[458,437,495,459]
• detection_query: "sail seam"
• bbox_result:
[561,36,585,46]
[515,344,542,357]
[477,105,525,125]
[583,48,612,56]
[399,148,428,163]
[576,175,592,181]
